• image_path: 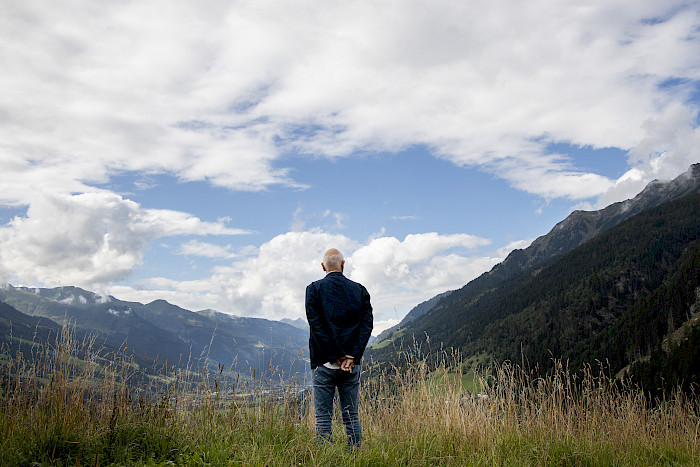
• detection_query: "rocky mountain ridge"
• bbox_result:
[373,163,700,347]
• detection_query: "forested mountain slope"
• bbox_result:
[0,286,308,377]
[371,191,700,391]
[0,300,163,383]
[372,290,453,345]
[372,164,700,349]
[0,299,62,353]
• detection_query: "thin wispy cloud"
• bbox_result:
[178,240,239,259]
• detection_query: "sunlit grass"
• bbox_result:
[1,324,698,465]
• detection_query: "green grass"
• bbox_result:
[371,328,407,349]
[1,326,699,466]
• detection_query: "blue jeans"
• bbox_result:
[313,365,362,447]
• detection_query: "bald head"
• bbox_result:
[322,248,344,273]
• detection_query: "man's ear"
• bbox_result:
[340,260,345,272]
[321,262,327,272]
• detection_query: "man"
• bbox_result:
[305,248,373,448]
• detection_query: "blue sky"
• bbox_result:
[1,1,699,334]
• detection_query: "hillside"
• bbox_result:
[372,163,700,349]
[370,181,700,393]
[0,300,62,353]
[0,300,173,387]
[450,192,700,372]
[372,290,453,346]
[0,286,309,378]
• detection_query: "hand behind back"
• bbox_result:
[336,355,355,371]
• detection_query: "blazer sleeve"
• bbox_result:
[305,283,345,362]
[350,286,373,360]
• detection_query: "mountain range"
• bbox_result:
[0,285,310,379]
[370,164,700,395]
[374,164,700,348]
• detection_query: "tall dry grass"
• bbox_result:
[359,348,699,463]
[1,325,698,465]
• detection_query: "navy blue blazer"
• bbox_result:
[305,271,373,369]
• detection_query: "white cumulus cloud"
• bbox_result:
[110,229,507,334]
[0,192,248,288]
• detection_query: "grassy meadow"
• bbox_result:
[1,326,698,466]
